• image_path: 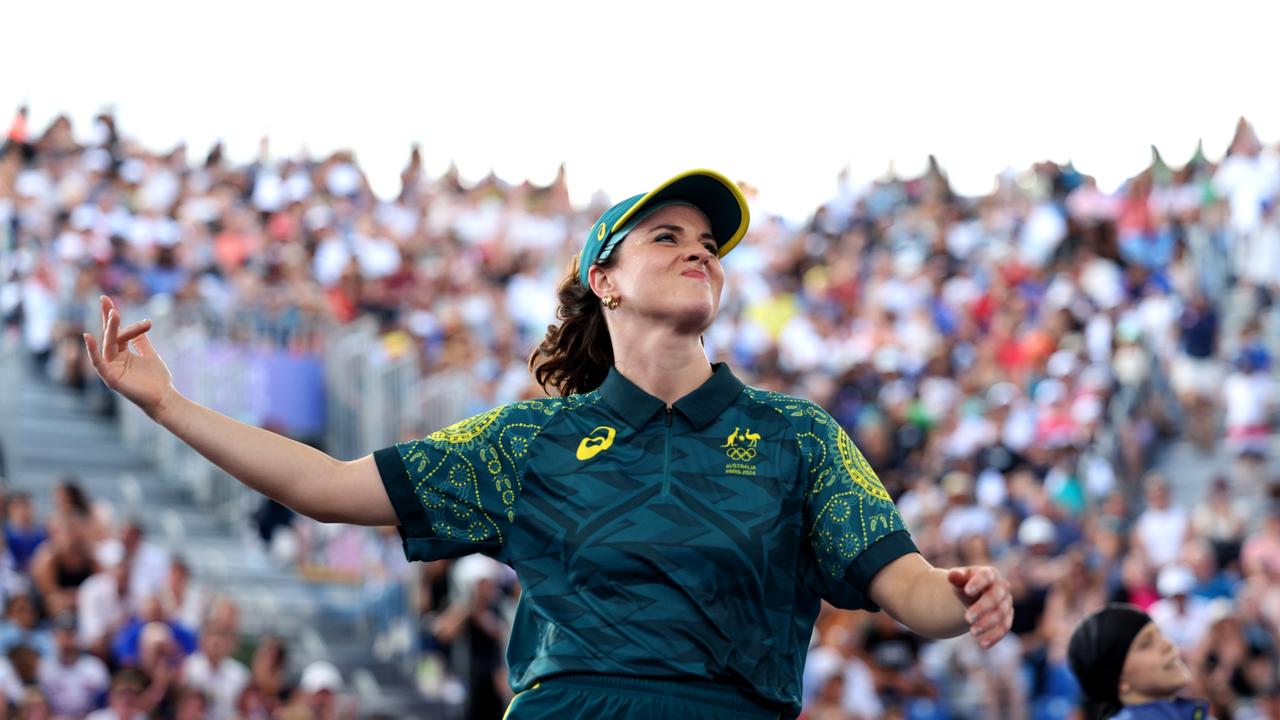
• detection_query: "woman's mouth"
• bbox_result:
[682,270,706,280]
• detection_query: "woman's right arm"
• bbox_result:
[149,388,394,525]
[84,295,396,527]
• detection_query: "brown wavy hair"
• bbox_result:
[529,256,616,396]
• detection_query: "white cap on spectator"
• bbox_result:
[893,248,925,276]
[1115,317,1142,343]
[71,204,98,231]
[304,204,334,232]
[1157,564,1196,598]
[1047,350,1078,379]
[873,347,902,375]
[1072,394,1103,425]
[96,539,125,569]
[1079,364,1112,392]
[84,147,112,173]
[300,661,343,693]
[1033,379,1066,406]
[1018,515,1057,547]
[986,382,1019,408]
[975,469,1007,508]
[453,554,506,595]
[120,158,146,184]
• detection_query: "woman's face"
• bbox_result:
[1120,622,1191,699]
[592,204,724,334]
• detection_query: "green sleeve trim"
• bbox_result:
[373,446,504,562]
[405,537,503,561]
[841,531,919,612]
[373,446,432,539]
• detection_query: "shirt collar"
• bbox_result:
[600,362,745,430]
[599,366,665,429]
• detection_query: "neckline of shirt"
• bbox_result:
[599,362,745,430]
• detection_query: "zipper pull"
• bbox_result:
[665,407,673,426]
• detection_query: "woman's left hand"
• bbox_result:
[947,565,1013,649]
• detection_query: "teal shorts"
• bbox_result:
[503,674,793,720]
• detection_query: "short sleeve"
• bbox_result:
[796,403,917,610]
[374,403,547,563]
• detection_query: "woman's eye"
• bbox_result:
[703,243,718,253]
[656,234,676,243]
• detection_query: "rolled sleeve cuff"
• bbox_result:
[841,530,919,612]
[373,446,503,562]
[374,446,431,535]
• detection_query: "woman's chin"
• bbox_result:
[1172,658,1192,685]
[1158,657,1193,691]
[668,304,717,335]
[627,293,718,335]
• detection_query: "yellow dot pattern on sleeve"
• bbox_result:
[428,406,505,444]
[404,396,596,546]
[746,389,905,581]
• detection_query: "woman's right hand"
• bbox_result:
[83,295,175,418]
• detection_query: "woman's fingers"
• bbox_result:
[970,590,1013,648]
[101,295,112,335]
[114,319,152,350]
[84,332,100,368]
[964,579,1007,622]
[91,294,153,364]
[963,567,995,598]
[954,565,1013,649]
[84,332,113,384]
[103,310,120,362]
[976,605,1013,647]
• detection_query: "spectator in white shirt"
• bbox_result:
[38,612,110,719]
[96,520,170,607]
[77,544,131,658]
[1148,564,1213,653]
[0,653,25,708]
[1132,474,1188,570]
[120,520,170,606]
[181,613,249,720]
[159,557,207,633]
[938,471,996,546]
[803,624,883,720]
[1222,349,1275,458]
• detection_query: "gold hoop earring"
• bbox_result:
[603,295,621,310]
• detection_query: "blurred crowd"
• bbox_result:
[0,478,353,720]
[3,105,1280,719]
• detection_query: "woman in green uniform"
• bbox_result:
[86,169,1013,719]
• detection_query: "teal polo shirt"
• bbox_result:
[375,362,917,716]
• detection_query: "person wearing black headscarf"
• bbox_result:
[1068,604,1214,720]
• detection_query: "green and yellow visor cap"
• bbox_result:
[578,168,750,287]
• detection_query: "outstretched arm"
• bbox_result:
[868,552,1013,647]
[85,295,396,526]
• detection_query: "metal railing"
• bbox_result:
[112,298,334,518]
[106,296,451,676]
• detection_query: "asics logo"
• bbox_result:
[576,426,617,461]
